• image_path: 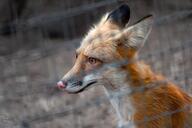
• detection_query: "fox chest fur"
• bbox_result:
[104,86,135,128]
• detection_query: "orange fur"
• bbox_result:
[124,61,192,128]
[60,9,192,127]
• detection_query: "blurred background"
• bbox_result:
[0,0,191,128]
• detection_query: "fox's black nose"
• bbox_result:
[56,80,67,89]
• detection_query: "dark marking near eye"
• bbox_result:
[75,52,79,58]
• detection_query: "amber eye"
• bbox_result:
[88,57,97,64]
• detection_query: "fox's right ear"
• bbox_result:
[107,4,130,28]
[121,15,153,50]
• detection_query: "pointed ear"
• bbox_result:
[107,4,130,28]
[122,15,153,50]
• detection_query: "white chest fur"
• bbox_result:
[103,86,135,128]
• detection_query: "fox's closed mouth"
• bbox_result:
[69,81,97,94]
[85,81,97,88]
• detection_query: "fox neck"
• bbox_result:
[125,61,157,87]
[103,60,158,125]
[103,86,134,126]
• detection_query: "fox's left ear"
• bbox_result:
[121,15,153,50]
[107,4,130,28]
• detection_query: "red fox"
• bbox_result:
[56,4,192,128]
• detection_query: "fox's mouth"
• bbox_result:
[73,81,97,93]
[64,80,97,94]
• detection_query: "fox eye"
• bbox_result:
[88,57,97,64]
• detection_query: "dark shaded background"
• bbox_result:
[0,0,191,128]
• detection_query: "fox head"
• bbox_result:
[57,4,153,93]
